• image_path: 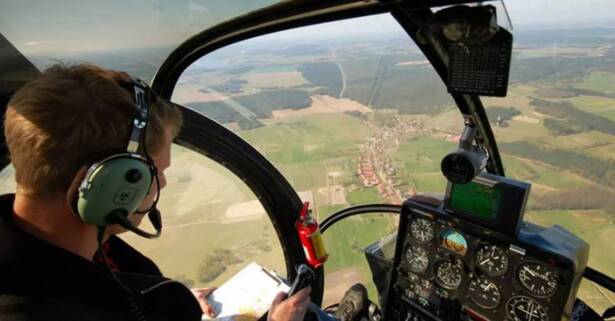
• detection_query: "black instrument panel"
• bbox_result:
[384,200,580,321]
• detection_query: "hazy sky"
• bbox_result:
[0,0,277,53]
[254,0,615,43]
[1,0,613,55]
[504,0,615,28]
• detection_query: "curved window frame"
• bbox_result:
[153,1,506,305]
[172,105,309,289]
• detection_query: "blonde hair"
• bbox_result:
[4,63,182,197]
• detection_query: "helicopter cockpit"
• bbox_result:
[1,1,614,321]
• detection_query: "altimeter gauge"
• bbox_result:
[517,262,559,298]
[475,244,509,277]
[410,217,435,244]
[506,296,549,321]
[407,273,434,299]
[406,245,430,273]
[435,260,465,289]
[468,277,501,309]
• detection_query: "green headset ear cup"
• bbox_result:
[76,154,153,226]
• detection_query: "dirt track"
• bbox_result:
[173,83,230,104]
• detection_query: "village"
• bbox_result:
[356,112,459,204]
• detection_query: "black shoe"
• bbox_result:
[334,283,369,321]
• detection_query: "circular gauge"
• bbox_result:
[517,262,559,298]
[468,277,501,309]
[506,296,549,321]
[435,260,464,289]
[407,273,434,299]
[440,230,468,256]
[406,245,430,273]
[409,218,434,244]
[413,278,434,298]
[475,244,509,277]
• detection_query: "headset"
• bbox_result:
[72,77,162,239]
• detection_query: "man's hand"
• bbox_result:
[191,287,217,317]
[268,287,311,321]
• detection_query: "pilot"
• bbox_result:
[0,63,311,321]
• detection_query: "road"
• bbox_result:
[163,219,218,230]
[326,45,347,98]
[337,62,346,98]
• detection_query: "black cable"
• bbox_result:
[97,227,133,294]
[134,92,161,216]
[106,211,161,239]
[97,227,148,321]
[583,266,615,294]
[319,204,402,233]
[134,170,160,215]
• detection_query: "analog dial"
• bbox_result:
[517,262,559,298]
[435,260,464,289]
[506,296,549,321]
[407,273,434,299]
[410,218,434,243]
[468,277,501,309]
[475,244,509,277]
[406,245,430,273]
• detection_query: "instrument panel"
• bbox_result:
[384,200,583,321]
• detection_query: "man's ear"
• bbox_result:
[65,166,89,216]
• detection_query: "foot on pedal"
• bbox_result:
[334,283,369,321]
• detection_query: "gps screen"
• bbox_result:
[449,181,502,220]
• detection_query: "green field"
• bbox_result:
[240,113,373,165]
[576,71,615,94]
[391,137,454,193]
[566,95,615,113]
[347,187,383,205]
[276,162,328,191]
[124,216,286,289]
[502,155,589,190]
[598,109,615,121]
[395,137,456,170]
[547,130,615,150]
[240,113,376,207]
[492,119,553,142]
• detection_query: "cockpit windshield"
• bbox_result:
[0,0,613,317]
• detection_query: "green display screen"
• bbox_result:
[449,181,502,220]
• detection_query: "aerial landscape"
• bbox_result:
[1,15,613,311]
[128,23,615,309]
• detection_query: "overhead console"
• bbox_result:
[383,173,589,321]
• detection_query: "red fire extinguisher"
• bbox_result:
[295,202,328,268]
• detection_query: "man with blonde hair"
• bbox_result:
[0,64,310,321]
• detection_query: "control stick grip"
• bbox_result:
[288,264,315,297]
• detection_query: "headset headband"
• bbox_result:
[127,77,150,154]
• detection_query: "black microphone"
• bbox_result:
[107,208,162,239]
[148,208,162,231]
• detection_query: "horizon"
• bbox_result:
[2,1,615,55]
